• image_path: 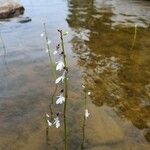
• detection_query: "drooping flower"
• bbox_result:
[55,76,64,84]
[82,85,85,89]
[56,93,65,104]
[47,39,51,45]
[88,92,91,96]
[45,49,49,53]
[85,109,90,119]
[55,71,66,84]
[47,120,52,127]
[41,33,44,37]
[46,114,50,118]
[53,117,60,128]
[56,61,64,71]
[63,31,69,36]
[53,50,58,55]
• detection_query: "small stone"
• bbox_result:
[18,17,31,23]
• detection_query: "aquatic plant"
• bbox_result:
[81,85,90,149]
[42,28,91,150]
[41,27,69,149]
[130,24,137,50]
[42,23,56,80]
[57,29,69,150]
[0,32,12,74]
[41,24,59,145]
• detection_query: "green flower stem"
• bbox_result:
[130,24,137,51]
[43,24,58,121]
[81,115,86,149]
[43,23,56,80]
[49,84,58,120]
[58,30,68,150]
[81,90,87,149]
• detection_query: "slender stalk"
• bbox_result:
[58,30,68,150]
[43,24,58,121]
[81,116,86,149]
[0,33,6,56]
[46,126,50,145]
[49,84,58,120]
[130,24,137,51]
[46,85,57,146]
[51,84,58,104]
[43,23,56,79]
[81,90,87,149]
[0,33,12,74]
[43,25,59,147]
[45,114,50,145]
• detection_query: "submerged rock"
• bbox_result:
[0,0,24,19]
[17,17,31,23]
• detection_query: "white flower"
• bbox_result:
[85,109,90,119]
[88,92,91,96]
[46,114,50,117]
[45,49,49,53]
[82,85,85,89]
[47,120,52,127]
[41,33,44,37]
[53,50,58,55]
[56,61,64,71]
[55,71,65,84]
[47,40,51,45]
[56,93,65,104]
[53,117,60,128]
[63,31,69,36]
[55,76,64,84]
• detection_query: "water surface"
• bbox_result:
[0,0,150,149]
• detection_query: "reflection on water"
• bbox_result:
[0,0,150,149]
[67,0,150,28]
[94,0,150,28]
[67,0,150,149]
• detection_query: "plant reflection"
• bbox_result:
[67,0,150,143]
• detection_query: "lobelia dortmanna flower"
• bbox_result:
[41,27,63,129]
[42,29,69,132]
[40,33,44,37]
[47,119,52,127]
[57,30,69,150]
[53,116,61,128]
[55,70,66,84]
[85,92,91,119]
[53,50,58,55]
[85,109,90,119]
[45,113,52,127]
[42,28,92,149]
[82,84,91,120]
[56,60,65,71]
[46,113,60,128]
[56,93,65,104]
[81,85,91,148]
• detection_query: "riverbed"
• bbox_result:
[0,0,150,149]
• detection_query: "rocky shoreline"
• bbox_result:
[0,0,24,19]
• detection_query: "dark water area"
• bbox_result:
[0,0,150,149]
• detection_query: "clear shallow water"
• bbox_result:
[0,0,150,149]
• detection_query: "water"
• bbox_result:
[0,0,150,149]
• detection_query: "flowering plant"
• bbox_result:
[41,27,90,150]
